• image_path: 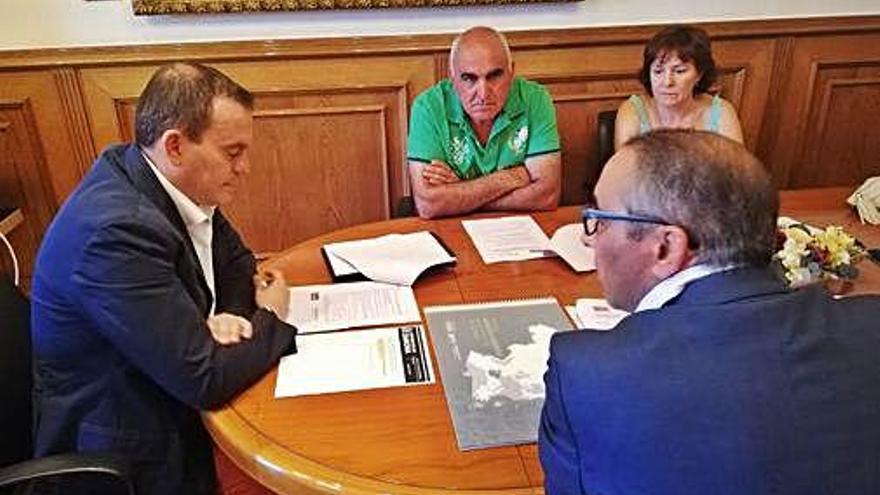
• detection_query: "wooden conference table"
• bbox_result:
[204,187,880,495]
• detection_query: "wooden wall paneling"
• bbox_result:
[0,71,85,288]
[771,33,880,188]
[54,68,99,180]
[754,36,796,184]
[709,37,777,152]
[79,64,154,150]
[220,57,434,252]
[79,56,435,253]
[515,43,646,206]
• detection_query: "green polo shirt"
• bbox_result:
[407,77,560,180]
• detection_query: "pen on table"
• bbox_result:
[528,249,556,257]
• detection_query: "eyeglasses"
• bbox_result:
[582,207,672,236]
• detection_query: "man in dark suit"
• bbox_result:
[539,130,880,495]
[31,62,298,494]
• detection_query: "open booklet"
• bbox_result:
[462,216,595,271]
[322,231,456,286]
[274,325,434,398]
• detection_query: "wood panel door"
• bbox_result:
[0,70,91,288]
[514,36,776,206]
[79,56,435,254]
[769,33,880,188]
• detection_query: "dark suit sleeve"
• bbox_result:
[539,334,583,495]
[211,211,258,317]
[70,217,295,410]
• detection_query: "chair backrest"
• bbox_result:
[0,274,32,467]
[584,109,618,205]
[597,109,617,170]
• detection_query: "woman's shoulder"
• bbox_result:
[698,93,737,112]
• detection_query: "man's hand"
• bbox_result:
[422,160,461,186]
[206,313,253,345]
[254,269,290,321]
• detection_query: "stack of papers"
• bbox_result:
[323,231,455,286]
[462,216,549,263]
[274,325,434,398]
[565,298,629,330]
[285,281,421,334]
[462,216,595,271]
[276,282,433,398]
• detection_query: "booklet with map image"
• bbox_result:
[423,297,575,450]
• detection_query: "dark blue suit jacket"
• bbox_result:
[539,267,880,495]
[31,145,297,494]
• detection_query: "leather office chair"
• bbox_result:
[0,274,135,495]
[585,109,618,205]
[596,109,617,171]
[395,195,416,218]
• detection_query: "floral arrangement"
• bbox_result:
[774,218,866,288]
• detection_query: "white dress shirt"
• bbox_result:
[634,263,736,313]
[142,151,217,315]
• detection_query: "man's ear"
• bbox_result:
[161,129,185,167]
[649,225,693,279]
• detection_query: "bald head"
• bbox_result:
[449,26,512,70]
[448,27,515,127]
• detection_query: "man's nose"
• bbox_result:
[234,154,250,175]
[475,79,489,100]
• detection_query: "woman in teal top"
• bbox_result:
[615,25,744,150]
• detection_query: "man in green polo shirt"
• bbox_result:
[407,26,562,219]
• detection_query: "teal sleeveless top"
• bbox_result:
[629,94,722,134]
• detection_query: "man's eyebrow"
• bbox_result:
[459,71,477,79]
[487,68,505,78]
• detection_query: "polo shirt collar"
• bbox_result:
[141,149,215,228]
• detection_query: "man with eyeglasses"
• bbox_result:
[539,130,880,495]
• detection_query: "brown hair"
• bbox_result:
[638,25,717,97]
[135,62,253,147]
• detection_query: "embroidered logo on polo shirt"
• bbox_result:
[451,136,470,169]
[509,126,529,154]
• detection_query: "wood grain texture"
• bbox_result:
[1,16,879,286]
[2,16,879,70]
[0,71,85,289]
[765,32,880,187]
[204,188,880,495]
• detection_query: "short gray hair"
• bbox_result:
[621,130,778,267]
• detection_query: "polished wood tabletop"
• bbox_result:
[204,187,880,495]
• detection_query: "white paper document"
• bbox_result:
[547,223,596,272]
[462,216,550,264]
[324,231,455,286]
[274,325,434,398]
[285,281,421,334]
[574,298,629,330]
